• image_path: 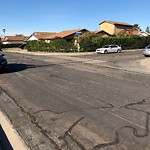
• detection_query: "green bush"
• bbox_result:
[79,34,150,51]
[79,38,97,52]
[26,35,150,53]
[49,38,74,52]
[26,40,49,52]
[26,38,74,52]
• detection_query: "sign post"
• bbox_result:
[75,32,82,52]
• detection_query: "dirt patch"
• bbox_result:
[139,58,150,70]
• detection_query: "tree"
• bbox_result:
[146,26,150,33]
[133,24,141,31]
[2,29,6,37]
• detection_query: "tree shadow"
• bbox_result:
[1,63,53,74]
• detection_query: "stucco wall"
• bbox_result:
[100,22,115,35]
[115,25,133,35]
[28,36,38,41]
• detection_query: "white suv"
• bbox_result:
[96,45,122,54]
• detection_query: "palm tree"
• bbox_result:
[2,29,6,37]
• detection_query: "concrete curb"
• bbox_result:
[0,111,30,150]
[3,48,143,56]
[0,87,58,150]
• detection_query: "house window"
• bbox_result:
[124,27,127,30]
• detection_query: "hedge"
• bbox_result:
[25,35,150,52]
[79,35,150,52]
[26,38,76,52]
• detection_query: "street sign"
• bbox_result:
[75,32,82,35]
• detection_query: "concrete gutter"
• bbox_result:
[0,111,30,150]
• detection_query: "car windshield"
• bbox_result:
[146,46,150,49]
[102,45,109,48]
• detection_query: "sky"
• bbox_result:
[0,0,149,36]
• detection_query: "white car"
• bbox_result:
[96,45,122,54]
[143,45,150,57]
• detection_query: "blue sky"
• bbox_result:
[0,0,149,36]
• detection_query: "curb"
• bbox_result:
[0,111,30,150]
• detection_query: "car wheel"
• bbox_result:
[104,50,108,54]
[144,55,149,57]
[117,49,121,53]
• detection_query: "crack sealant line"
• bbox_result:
[11,72,148,131]
[3,70,148,132]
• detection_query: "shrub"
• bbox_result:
[79,34,150,51]
[26,35,150,52]
[26,38,74,52]
[79,38,97,52]
[79,33,99,52]
[49,38,74,52]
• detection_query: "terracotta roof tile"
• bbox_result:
[45,29,88,39]
[33,32,56,39]
[2,36,28,42]
[100,20,133,27]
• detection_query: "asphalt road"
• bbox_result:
[0,50,150,150]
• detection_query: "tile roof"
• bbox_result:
[93,30,101,34]
[2,35,28,42]
[45,29,88,39]
[92,30,112,35]
[99,20,133,27]
[33,32,56,39]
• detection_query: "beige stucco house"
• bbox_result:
[99,20,135,36]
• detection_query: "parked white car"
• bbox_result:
[143,45,150,57]
[96,45,122,54]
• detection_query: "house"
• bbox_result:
[1,35,28,44]
[27,29,89,43]
[99,20,136,36]
[45,29,89,50]
[94,30,112,37]
[45,29,89,41]
[139,31,150,37]
[27,32,56,42]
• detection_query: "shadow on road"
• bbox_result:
[1,63,52,74]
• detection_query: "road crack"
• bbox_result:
[58,117,86,150]
[93,98,150,149]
